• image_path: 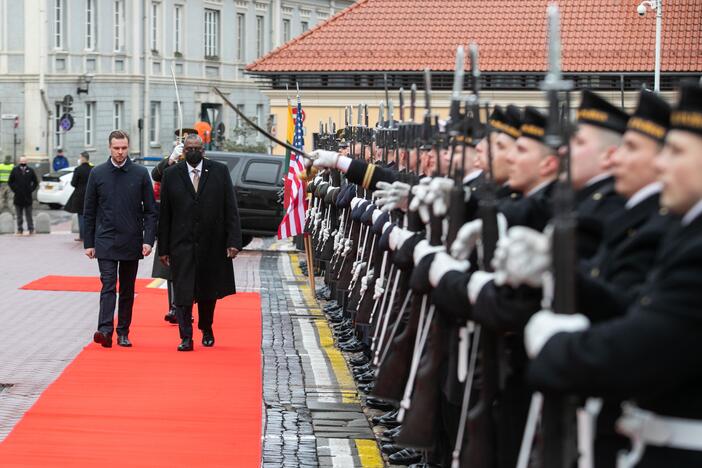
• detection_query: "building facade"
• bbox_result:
[0,0,352,165]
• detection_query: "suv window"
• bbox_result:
[242,161,280,185]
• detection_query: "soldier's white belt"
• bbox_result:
[617,403,702,451]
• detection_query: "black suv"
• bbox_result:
[205,151,285,247]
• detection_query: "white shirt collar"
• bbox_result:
[682,199,702,226]
[527,179,553,197]
[110,157,127,168]
[584,172,611,188]
[626,182,662,210]
[462,169,483,185]
[188,160,203,175]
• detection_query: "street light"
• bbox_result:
[76,74,94,95]
[637,0,662,93]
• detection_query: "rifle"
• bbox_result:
[539,4,578,468]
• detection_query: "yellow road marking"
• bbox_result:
[355,439,384,467]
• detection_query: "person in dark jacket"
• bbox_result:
[64,151,93,241]
[158,133,242,351]
[83,130,158,348]
[8,156,38,235]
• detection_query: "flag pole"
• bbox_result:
[304,233,316,292]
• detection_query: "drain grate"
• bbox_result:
[0,384,13,394]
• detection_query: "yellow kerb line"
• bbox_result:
[355,439,384,467]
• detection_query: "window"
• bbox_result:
[54,103,67,148]
[256,15,264,57]
[85,102,95,147]
[150,101,161,145]
[243,161,280,185]
[85,0,96,50]
[283,19,291,42]
[114,0,125,51]
[54,0,65,49]
[150,2,160,53]
[204,9,220,58]
[113,101,123,130]
[301,21,309,32]
[174,5,183,54]
[236,13,245,61]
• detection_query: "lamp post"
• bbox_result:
[638,0,663,93]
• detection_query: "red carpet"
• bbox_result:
[0,276,262,467]
[21,275,154,293]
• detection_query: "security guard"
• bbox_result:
[0,156,13,212]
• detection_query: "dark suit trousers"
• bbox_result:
[97,259,139,336]
[176,299,217,340]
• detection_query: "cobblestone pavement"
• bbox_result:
[0,232,383,467]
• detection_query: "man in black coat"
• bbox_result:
[65,151,93,242]
[8,156,38,235]
[157,134,242,352]
[83,130,158,348]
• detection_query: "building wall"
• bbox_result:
[0,0,353,164]
[263,89,680,155]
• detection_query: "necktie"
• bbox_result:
[192,168,200,192]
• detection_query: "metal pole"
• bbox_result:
[654,0,662,93]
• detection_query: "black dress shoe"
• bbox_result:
[388,448,422,465]
[383,425,402,439]
[350,355,369,366]
[372,409,398,426]
[381,443,404,455]
[365,397,395,411]
[93,331,112,348]
[164,309,177,323]
[177,338,193,351]
[117,335,132,347]
[202,331,215,347]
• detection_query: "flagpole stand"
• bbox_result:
[303,233,316,293]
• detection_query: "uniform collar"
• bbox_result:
[584,172,612,188]
[626,182,662,210]
[682,199,702,226]
[462,169,483,185]
[527,179,554,197]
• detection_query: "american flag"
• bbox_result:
[277,99,307,239]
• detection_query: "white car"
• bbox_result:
[38,166,75,209]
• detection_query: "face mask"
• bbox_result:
[185,148,203,166]
[19,163,26,167]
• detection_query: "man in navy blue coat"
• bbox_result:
[83,130,158,348]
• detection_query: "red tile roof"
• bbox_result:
[247,0,702,74]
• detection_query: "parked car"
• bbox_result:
[38,167,75,209]
[205,151,285,247]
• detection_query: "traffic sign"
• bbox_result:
[1,113,17,120]
[59,113,74,131]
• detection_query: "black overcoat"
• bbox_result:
[83,158,158,260]
[64,162,92,213]
[157,159,242,306]
[8,165,38,206]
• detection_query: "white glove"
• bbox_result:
[359,270,374,296]
[451,219,483,260]
[412,239,445,266]
[467,271,495,304]
[428,252,470,287]
[342,239,353,257]
[375,181,411,212]
[409,177,433,223]
[351,261,366,282]
[493,226,552,288]
[311,150,340,169]
[382,221,393,234]
[169,143,184,163]
[524,310,590,358]
[389,227,415,251]
[373,278,385,299]
[350,197,364,210]
[451,214,508,260]
[423,177,455,217]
